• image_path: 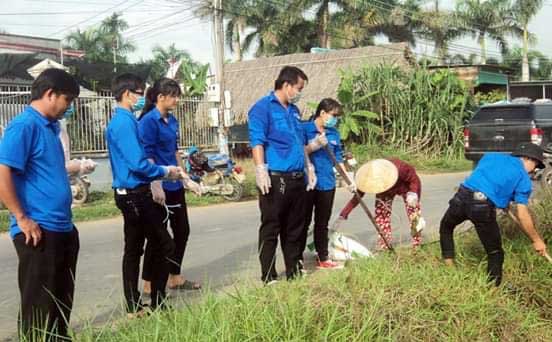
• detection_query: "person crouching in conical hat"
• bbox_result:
[333,158,425,250]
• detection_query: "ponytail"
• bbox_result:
[138,77,182,120]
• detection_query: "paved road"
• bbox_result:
[0,172,468,340]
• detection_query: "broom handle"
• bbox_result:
[322,145,395,252]
[506,210,552,264]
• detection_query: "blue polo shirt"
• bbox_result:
[248,92,306,172]
[138,108,183,191]
[463,153,532,209]
[303,121,343,191]
[0,106,73,239]
[106,107,166,189]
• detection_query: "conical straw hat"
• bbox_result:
[355,159,398,194]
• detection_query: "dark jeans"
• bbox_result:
[13,228,79,342]
[300,188,336,262]
[143,188,191,280]
[114,190,175,312]
[258,174,306,282]
[439,186,504,286]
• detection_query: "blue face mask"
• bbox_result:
[324,116,338,128]
[132,96,146,112]
[63,104,75,119]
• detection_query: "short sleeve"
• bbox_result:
[0,121,34,172]
[138,115,158,160]
[513,173,532,205]
[248,101,269,147]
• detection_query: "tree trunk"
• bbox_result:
[233,20,244,62]
[521,24,530,81]
[478,31,486,64]
[318,0,330,48]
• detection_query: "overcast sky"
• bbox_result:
[1,0,552,69]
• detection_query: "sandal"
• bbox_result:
[169,279,201,290]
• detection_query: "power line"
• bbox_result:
[47,0,137,38]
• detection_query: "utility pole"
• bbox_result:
[212,0,228,155]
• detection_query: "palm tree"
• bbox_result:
[65,28,105,62]
[194,0,251,61]
[455,0,515,64]
[99,12,135,64]
[330,0,387,48]
[502,47,552,80]
[415,1,464,64]
[148,44,193,81]
[510,0,544,81]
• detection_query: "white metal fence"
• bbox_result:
[0,86,218,156]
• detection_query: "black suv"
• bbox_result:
[464,100,552,184]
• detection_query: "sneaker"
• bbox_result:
[316,259,344,269]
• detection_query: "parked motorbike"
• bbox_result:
[69,158,97,205]
[185,147,246,201]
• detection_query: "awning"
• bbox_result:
[476,70,508,86]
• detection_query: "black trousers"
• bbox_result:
[258,174,306,282]
[439,186,504,286]
[13,228,79,342]
[143,188,191,280]
[300,188,336,262]
[114,190,175,312]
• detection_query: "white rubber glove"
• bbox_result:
[306,162,317,191]
[150,180,166,205]
[307,132,328,152]
[79,158,97,175]
[330,216,345,232]
[345,171,356,193]
[163,166,184,180]
[255,164,271,195]
[406,192,418,207]
[184,178,203,196]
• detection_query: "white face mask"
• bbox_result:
[287,89,302,104]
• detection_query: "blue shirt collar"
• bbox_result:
[152,108,172,122]
[27,105,60,133]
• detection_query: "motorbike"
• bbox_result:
[70,174,92,205]
[69,158,97,205]
[185,147,246,201]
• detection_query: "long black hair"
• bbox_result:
[309,98,342,121]
[139,77,182,119]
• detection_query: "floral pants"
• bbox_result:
[374,193,422,250]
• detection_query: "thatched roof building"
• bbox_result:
[224,43,414,124]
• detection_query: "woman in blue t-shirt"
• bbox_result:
[301,98,353,269]
[138,78,202,292]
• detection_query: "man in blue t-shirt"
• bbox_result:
[440,143,548,286]
[0,68,80,340]
[248,66,318,283]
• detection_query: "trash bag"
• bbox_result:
[307,230,373,261]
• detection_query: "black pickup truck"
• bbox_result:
[464,100,552,185]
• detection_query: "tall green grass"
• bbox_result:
[76,195,552,341]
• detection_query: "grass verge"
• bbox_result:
[349,144,472,173]
[76,195,551,341]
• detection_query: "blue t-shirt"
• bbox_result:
[303,121,343,191]
[248,92,307,172]
[106,107,166,189]
[0,106,73,239]
[463,153,532,209]
[138,108,183,192]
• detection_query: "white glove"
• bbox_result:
[255,164,271,195]
[79,158,97,175]
[307,133,328,152]
[163,166,184,180]
[330,216,345,232]
[184,178,202,196]
[306,163,317,191]
[345,171,356,193]
[150,180,166,205]
[406,192,418,207]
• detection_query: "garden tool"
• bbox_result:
[322,146,395,252]
[506,209,552,264]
